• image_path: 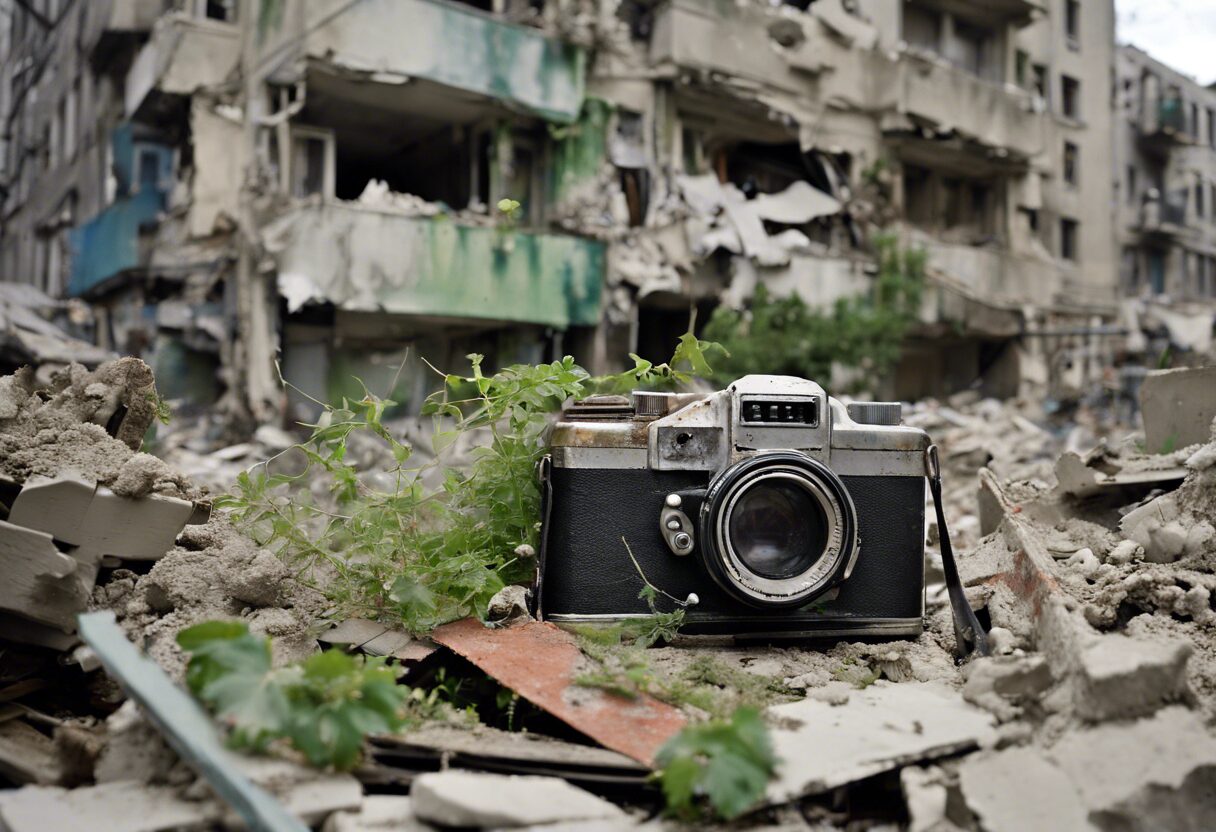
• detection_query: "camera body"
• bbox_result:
[539,375,930,638]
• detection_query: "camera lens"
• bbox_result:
[699,451,858,608]
[727,478,827,579]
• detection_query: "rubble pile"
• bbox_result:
[2,359,1216,830]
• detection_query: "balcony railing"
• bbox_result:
[1158,98,1187,133]
[124,13,240,119]
[68,189,165,297]
[269,203,604,329]
[278,0,587,123]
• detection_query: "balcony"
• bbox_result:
[67,189,165,297]
[278,0,586,123]
[1138,97,1193,158]
[124,13,240,120]
[907,0,1044,28]
[267,203,604,329]
[1136,191,1192,240]
[884,54,1046,166]
[649,0,800,94]
[81,0,162,64]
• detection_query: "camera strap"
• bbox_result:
[532,454,553,620]
[925,445,990,659]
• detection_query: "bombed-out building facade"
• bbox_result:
[0,0,1198,420]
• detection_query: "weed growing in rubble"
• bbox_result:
[177,620,419,770]
[655,706,778,821]
[702,234,924,390]
[221,335,724,635]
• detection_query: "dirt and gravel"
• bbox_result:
[3,359,1216,830]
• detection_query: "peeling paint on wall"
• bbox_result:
[267,204,603,329]
[301,0,587,122]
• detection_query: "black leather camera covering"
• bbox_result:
[541,466,925,634]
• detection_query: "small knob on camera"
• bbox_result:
[665,494,682,508]
[674,532,692,549]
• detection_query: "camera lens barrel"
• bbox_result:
[698,451,859,608]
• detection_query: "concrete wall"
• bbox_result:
[1115,45,1216,301]
[268,203,604,329]
[0,2,135,294]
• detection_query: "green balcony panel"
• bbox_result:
[299,0,586,122]
[272,205,603,329]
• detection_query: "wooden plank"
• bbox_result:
[8,475,97,546]
[76,487,195,560]
[77,611,310,832]
[0,719,59,785]
[0,519,85,632]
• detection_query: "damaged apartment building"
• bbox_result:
[0,0,1139,417]
[1114,45,1216,356]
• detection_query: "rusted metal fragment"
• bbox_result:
[431,618,685,766]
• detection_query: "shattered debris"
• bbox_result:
[4,357,1216,829]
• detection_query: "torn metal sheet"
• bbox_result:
[750,180,841,225]
[430,619,686,766]
[77,611,310,832]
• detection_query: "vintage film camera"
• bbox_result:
[537,375,934,638]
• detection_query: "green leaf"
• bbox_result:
[180,620,413,770]
[389,576,437,614]
[654,707,777,821]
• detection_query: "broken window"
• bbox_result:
[902,2,940,53]
[1196,179,1206,220]
[1061,75,1080,120]
[1065,0,1079,45]
[1062,142,1078,186]
[903,164,934,227]
[949,21,993,80]
[1126,165,1136,204]
[190,0,238,21]
[1015,50,1029,88]
[681,127,706,175]
[1191,102,1200,139]
[1032,64,1049,104]
[1059,217,1078,261]
[289,128,334,199]
[613,110,649,227]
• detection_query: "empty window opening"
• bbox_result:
[902,2,940,52]
[1065,0,1079,43]
[1126,165,1137,204]
[1060,218,1078,261]
[1063,142,1078,186]
[1061,75,1080,119]
[291,131,331,198]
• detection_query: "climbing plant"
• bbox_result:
[702,234,925,391]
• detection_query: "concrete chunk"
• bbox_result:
[1073,635,1192,722]
[766,682,997,801]
[962,708,1216,832]
[0,519,89,632]
[410,771,626,829]
[0,781,215,832]
[1140,366,1216,453]
[322,797,435,832]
